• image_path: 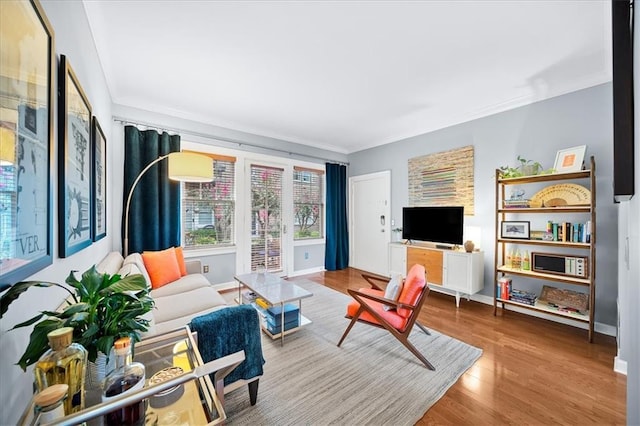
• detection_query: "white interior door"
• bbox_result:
[349,171,391,276]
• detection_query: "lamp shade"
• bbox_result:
[0,126,16,165]
[463,225,482,250]
[167,152,213,182]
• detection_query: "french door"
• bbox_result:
[249,163,285,273]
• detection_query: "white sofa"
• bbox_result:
[96,251,228,336]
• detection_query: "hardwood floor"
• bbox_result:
[300,267,626,425]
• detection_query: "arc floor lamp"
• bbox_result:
[123,151,213,257]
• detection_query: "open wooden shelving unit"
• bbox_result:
[493,156,596,342]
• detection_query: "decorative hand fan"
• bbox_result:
[530,184,590,207]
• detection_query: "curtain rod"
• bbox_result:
[112,116,349,166]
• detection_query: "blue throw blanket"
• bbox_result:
[190,305,265,385]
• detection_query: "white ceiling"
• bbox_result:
[83,1,611,154]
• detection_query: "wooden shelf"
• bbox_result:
[498,206,591,214]
[497,238,590,249]
[494,156,596,342]
[498,170,591,185]
[497,266,590,286]
[496,298,589,322]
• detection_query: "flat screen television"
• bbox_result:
[402,206,464,246]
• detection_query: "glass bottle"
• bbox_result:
[513,249,522,270]
[506,250,513,269]
[33,384,68,425]
[102,336,146,425]
[522,251,531,271]
[34,327,88,415]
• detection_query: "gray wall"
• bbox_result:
[625,4,639,422]
[294,243,325,273]
[0,1,114,424]
[348,83,618,327]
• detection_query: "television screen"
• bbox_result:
[402,206,464,245]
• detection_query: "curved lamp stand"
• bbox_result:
[123,152,213,257]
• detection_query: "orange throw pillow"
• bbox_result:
[142,247,181,289]
[175,246,187,276]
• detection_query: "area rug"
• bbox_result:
[224,279,482,425]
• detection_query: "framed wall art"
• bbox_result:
[58,55,93,257]
[408,145,475,215]
[553,145,586,174]
[0,0,55,286]
[92,117,107,241]
[501,221,530,240]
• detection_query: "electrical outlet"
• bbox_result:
[203,265,209,273]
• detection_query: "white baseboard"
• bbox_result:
[614,356,628,375]
[289,267,325,277]
[430,291,617,338]
[213,281,237,292]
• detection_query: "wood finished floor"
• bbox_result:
[300,267,626,425]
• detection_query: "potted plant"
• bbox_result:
[0,265,154,371]
[499,156,552,178]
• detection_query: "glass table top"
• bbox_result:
[234,272,313,305]
[22,326,240,426]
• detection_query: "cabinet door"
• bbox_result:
[407,248,443,285]
[443,252,470,292]
[388,244,406,277]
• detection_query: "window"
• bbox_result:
[0,164,16,260]
[182,153,235,249]
[293,167,323,240]
[250,164,283,272]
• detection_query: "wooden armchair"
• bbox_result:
[337,264,435,370]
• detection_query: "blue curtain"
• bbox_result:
[122,126,181,255]
[325,163,349,270]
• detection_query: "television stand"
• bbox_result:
[388,243,484,308]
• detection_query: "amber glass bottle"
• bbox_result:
[34,327,88,415]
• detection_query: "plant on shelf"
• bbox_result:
[0,266,154,370]
[499,156,553,178]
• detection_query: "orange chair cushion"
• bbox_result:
[346,288,409,331]
[174,246,187,276]
[142,247,182,289]
[397,264,426,318]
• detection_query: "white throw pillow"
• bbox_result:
[383,274,404,311]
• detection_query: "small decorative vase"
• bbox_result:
[464,240,475,253]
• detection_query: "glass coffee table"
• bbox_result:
[20,326,244,426]
[235,272,313,346]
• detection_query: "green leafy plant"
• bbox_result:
[499,156,551,178]
[0,266,154,371]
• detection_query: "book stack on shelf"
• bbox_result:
[264,304,300,335]
[509,289,537,306]
[503,199,530,208]
[497,277,512,300]
[545,220,592,243]
[252,298,300,335]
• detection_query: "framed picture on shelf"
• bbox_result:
[0,0,55,286]
[553,145,586,173]
[92,117,107,241]
[59,55,93,257]
[501,221,530,239]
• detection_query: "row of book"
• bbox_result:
[544,220,591,243]
[496,278,537,306]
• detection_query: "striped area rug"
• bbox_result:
[224,279,482,425]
